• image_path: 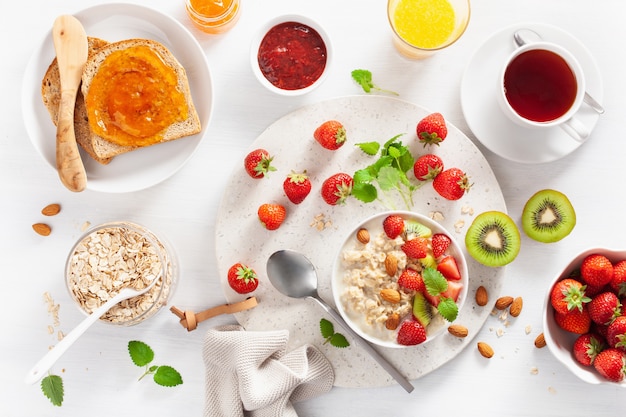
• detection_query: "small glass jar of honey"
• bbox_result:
[185,0,241,34]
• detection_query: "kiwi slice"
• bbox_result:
[522,189,576,243]
[404,220,432,238]
[412,292,432,327]
[465,211,521,267]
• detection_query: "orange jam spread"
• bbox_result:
[85,45,188,147]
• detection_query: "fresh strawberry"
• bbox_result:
[611,260,626,297]
[321,173,353,205]
[397,320,427,345]
[550,278,590,315]
[401,237,429,259]
[554,306,591,334]
[437,255,461,280]
[244,148,276,179]
[431,233,451,258]
[588,291,622,325]
[432,168,471,200]
[283,170,311,204]
[423,280,463,307]
[383,215,405,239]
[580,254,614,287]
[227,263,259,294]
[257,203,286,230]
[416,112,447,146]
[607,316,626,351]
[593,348,626,382]
[413,154,444,181]
[573,333,605,366]
[314,120,347,150]
[398,268,425,292]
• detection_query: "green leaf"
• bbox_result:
[438,297,459,322]
[351,69,374,93]
[356,141,380,155]
[128,340,154,367]
[422,267,448,296]
[352,182,378,203]
[153,366,184,387]
[329,333,350,348]
[377,166,402,191]
[41,374,63,406]
[320,318,335,339]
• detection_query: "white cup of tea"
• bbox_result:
[497,42,589,142]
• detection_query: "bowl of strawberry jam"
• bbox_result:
[251,15,332,96]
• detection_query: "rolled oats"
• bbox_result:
[66,223,176,325]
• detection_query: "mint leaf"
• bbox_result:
[377,166,402,191]
[128,340,154,367]
[153,366,183,387]
[438,297,459,322]
[356,141,380,155]
[351,69,398,95]
[329,333,350,348]
[320,318,350,348]
[320,318,335,339]
[422,267,448,296]
[41,374,63,407]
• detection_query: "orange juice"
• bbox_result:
[185,0,241,34]
[388,0,470,58]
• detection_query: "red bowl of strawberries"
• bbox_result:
[331,211,468,348]
[543,248,626,386]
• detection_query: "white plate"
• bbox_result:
[461,23,603,164]
[215,95,507,388]
[21,3,213,193]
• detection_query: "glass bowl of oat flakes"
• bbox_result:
[65,222,178,326]
[332,211,468,348]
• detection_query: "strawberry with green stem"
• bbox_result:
[227,263,259,294]
[244,148,276,179]
[433,167,472,201]
[416,113,447,146]
[413,154,444,181]
[314,120,347,150]
[283,170,311,204]
[573,333,605,366]
[593,348,626,382]
[321,173,353,205]
[550,278,590,314]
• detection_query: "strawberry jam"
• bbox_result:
[257,21,327,91]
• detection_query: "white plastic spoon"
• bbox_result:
[25,276,161,385]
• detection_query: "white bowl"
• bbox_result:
[250,14,332,96]
[543,247,626,386]
[332,211,469,348]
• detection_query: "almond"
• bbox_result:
[495,296,514,310]
[477,341,494,358]
[32,223,51,236]
[475,285,488,306]
[384,253,398,276]
[534,332,546,348]
[448,324,469,338]
[509,296,523,317]
[380,288,401,303]
[41,203,61,216]
[356,228,370,244]
[385,313,400,330]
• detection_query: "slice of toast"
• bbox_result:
[80,38,202,159]
[41,37,113,165]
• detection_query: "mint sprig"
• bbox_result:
[352,135,421,209]
[320,319,350,348]
[41,374,64,406]
[351,69,398,95]
[422,268,459,322]
[128,340,183,387]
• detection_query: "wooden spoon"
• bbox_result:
[52,15,88,192]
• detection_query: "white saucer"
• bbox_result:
[460,23,603,164]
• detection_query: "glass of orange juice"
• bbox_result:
[185,0,241,34]
[387,0,470,59]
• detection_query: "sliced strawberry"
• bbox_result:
[396,320,427,346]
[397,268,425,292]
[383,215,405,239]
[431,233,451,258]
[401,237,429,259]
[437,255,461,280]
[423,281,463,306]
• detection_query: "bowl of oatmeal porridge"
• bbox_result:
[65,222,178,326]
[332,211,468,348]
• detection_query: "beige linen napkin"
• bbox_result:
[203,324,335,417]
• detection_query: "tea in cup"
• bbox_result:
[497,42,589,141]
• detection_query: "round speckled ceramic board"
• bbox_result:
[215,95,507,387]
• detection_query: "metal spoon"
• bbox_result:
[24,275,161,385]
[266,249,414,393]
[52,15,88,192]
[513,28,605,114]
